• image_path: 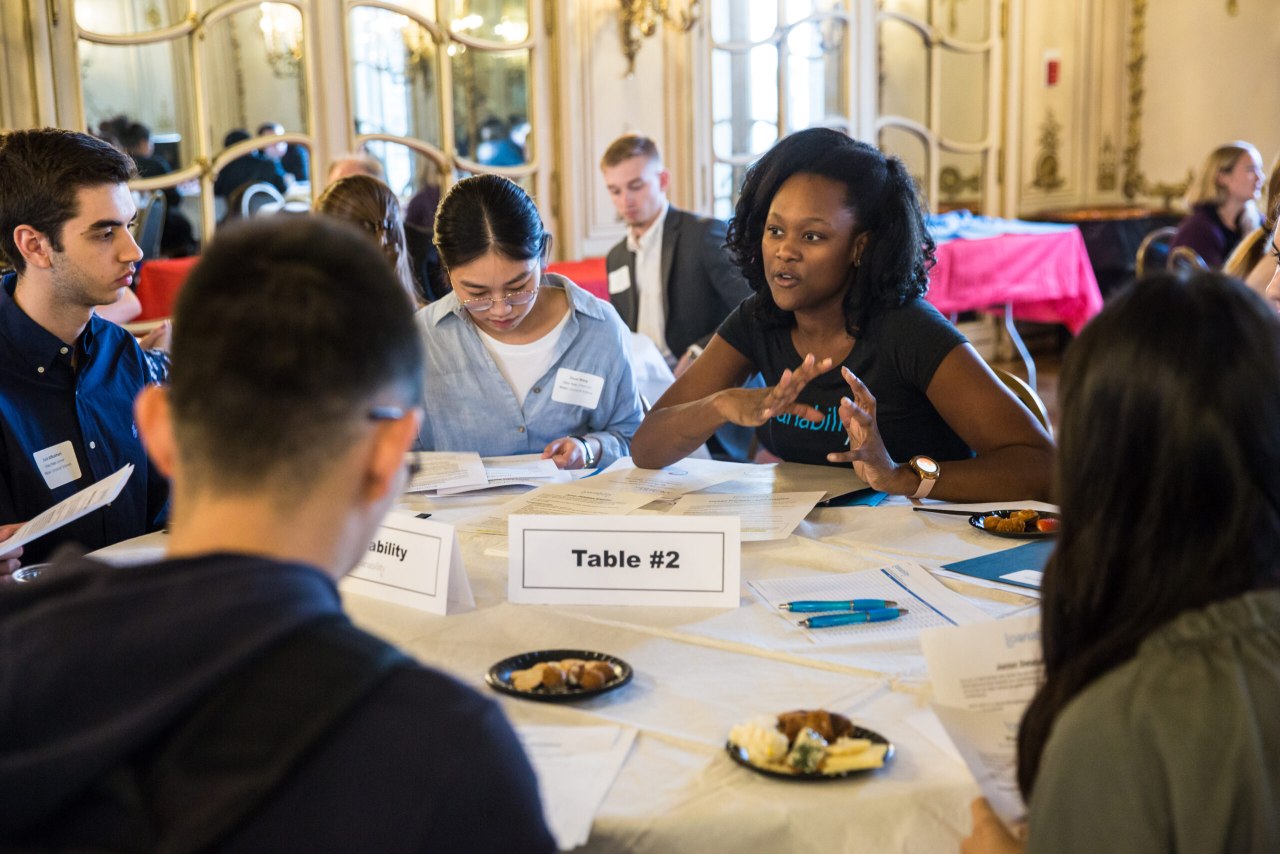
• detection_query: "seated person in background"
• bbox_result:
[1225,152,1280,293]
[475,117,524,167]
[326,151,385,185]
[257,121,309,183]
[963,271,1280,854]
[632,128,1053,502]
[0,128,169,566]
[314,174,424,306]
[418,174,643,469]
[119,120,198,257]
[601,133,752,375]
[1171,141,1264,269]
[0,217,555,852]
[1263,218,1280,314]
[403,159,446,301]
[213,129,287,201]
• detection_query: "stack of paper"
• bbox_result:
[588,457,754,499]
[666,491,824,541]
[517,725,637,850]
[406,452,569,495]
[461,482,656,536]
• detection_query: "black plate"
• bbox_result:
[969,510,1061,539]
[726,724,894,781]
[485,649,632,703]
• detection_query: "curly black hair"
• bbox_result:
[724,128,934,338]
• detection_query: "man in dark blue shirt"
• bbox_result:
[0,128,169,565]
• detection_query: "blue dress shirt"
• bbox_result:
[416,275,643,467]
[0,274,169,563]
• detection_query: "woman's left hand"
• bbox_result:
[825,366,905,491]
[961,798,1026,854]
[543,437,586,470]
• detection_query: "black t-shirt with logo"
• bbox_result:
[716,294,973,467]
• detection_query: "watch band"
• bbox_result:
[909,455,939,499]
[571,435,597,468]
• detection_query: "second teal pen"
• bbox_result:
[800,607,908,628]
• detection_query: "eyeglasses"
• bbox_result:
[367,406,422,481]
[459,283,539,313]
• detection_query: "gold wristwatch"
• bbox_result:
[909,455,940,499]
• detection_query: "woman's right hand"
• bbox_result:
[711,354,834,427]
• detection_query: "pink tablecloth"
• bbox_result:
[926,228,1102,335]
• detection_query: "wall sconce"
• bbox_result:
[618,0,700,77]
[259,3,303,79]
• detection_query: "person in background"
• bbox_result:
[213,129,287,201]
[1224,152,1280,293]
[632,128,1053,502]
[475,117,523,167]
[0,128,169,565]
[962,271,1280,854]
[1170,141,1264,269]
[417,174,643,469]
[314,174,423,306]
[601,132,751,376]
[119,120,198,258]
[326,151,385,185]
[257,121,309,183]
[0,216,555,852]
[403,158,445,301]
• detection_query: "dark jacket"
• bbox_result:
[605,206,751,358]
[0,553,555,853]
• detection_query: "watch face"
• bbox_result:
[914,456,940,476]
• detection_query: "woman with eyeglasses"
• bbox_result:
[415,174,642,469]
[631,128,1053,501]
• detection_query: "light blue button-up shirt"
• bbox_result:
[415,274,643,467]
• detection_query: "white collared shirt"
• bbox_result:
[626,200,671,362]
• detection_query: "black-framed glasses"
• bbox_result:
[367,406,422,481]
[459,283,539,314]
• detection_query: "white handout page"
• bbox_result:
[404,451,488,493]
[0,464,134,553]
[588,457,754,499]
[459,482,655,536]
[921,613,1042,826]
[516,725,637,851]
[667,491,825,541]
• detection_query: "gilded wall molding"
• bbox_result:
[1031,108,1065,192]
[1122,0,1192,204]
[1097,135,1117,192]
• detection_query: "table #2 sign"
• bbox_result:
[341,511,475,615]
[508,515,741,607]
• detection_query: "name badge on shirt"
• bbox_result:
[552,368,604,409]
[34,441,83,490]
[608,266,632,295]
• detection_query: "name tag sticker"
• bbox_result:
[508,514,741,607]
[342,512,475,615]
[608,266,632,295]
[34,441,82,490]
[552,368,604,409]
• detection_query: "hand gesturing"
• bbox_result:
[713,354,835,427]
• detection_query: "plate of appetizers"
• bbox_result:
[486,649,632,703]
[726,709,893,780]
[967,508,1061,539]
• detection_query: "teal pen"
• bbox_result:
[780,599,898,613]
[800,607,908,628]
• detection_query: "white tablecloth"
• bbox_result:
[335,488,1042,852]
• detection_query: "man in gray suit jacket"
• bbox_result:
[601,134,751,376]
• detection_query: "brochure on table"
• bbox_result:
[509,514,741,607]
[342,511,474,615]
[921,613,1042,826]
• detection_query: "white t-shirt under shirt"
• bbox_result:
[626,201,671,363]
[475,306,573,407]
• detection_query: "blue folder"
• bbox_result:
[940,539,1055,590]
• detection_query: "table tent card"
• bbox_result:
[508,514,741,608]
[342,511,474,615]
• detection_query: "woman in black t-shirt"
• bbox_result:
[631,128,1054,502]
